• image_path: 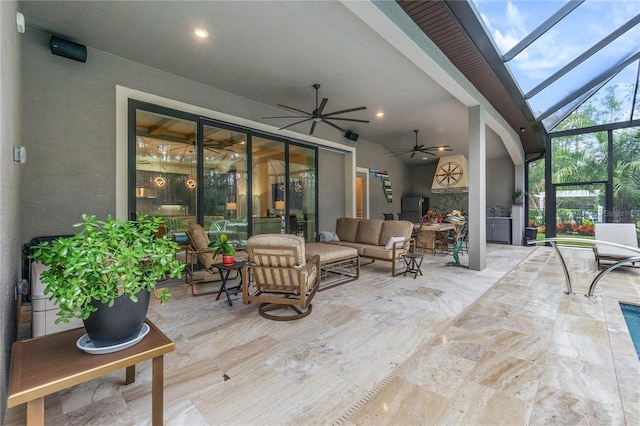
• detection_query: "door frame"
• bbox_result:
[356,167,370,219]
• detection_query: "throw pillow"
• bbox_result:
[320,231,340,242]
[385,236,405,249]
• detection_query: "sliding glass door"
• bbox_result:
[201,123,248,246]
[251,136,286,236]
[130,100,317,244]
[131,105,198,239]
[289,144,316,240]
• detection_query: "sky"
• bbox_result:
[471,0,640,127]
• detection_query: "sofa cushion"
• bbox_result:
[379,220,413,246]
[305,243,357,264]
[362,245,406,260]
[335,217,360,242]
[326,240,366,256]
[356,219,384,245]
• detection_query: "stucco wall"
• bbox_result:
[0,1,22,421]
[355,138,410,220]
[21,28,409,242]
[486,157,515,213]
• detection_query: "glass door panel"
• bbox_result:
[289,144,316,242]
[612,127,640,224]
[251,136,285,236]
[134,109,197,242]
[202,124,248,247]
[554,183,605,245]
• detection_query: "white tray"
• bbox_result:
[76,323,150,355]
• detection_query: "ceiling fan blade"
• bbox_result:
[278,118,312,131]
[275,104,312,116]
[323,106,367,117]
[419,151,436,156]
[262,114,310,119]
[321,118,345,133]
[325,117,370,123]
[418,144,424,149]
[411,152,416,158]
[309,121,317,135]
[317,98,328,115]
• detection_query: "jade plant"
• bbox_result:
[31,214,184,323]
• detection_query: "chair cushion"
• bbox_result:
[356,219,384,245]
[187,224,210,249]
[247,234,306,265]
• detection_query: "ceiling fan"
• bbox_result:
[262,83,369,135]
[390,130,452,158]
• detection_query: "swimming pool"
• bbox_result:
[620,303,640,359]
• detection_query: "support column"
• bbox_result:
[512,164,525,245]
[468,105,486,271]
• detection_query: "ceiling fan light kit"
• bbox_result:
[389,130,452,159]
[262,83,369,135]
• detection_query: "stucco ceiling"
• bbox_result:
[18,0,512,165]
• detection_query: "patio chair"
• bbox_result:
[185,224,246,296]
[410,216,425,252]
[242,234,320,321]
[593,223,639,269]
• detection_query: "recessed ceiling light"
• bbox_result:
[376,112,384,118]
[422,157,429,160]
[194,28,209,39]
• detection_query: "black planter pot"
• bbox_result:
[83,289,150,348]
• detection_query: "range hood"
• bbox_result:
[431,155,469,193]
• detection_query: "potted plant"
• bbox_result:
[31,214,184,348]
[513,189,525,205]
[426,207,439,224]
[209,233,236,266]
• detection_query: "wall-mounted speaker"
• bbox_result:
[344,131,359,141]
[50,36,87,63]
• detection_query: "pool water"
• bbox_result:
[620,303,640,359]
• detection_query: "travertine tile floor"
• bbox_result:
[4,244,639,425]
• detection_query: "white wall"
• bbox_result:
[0,1,22,421]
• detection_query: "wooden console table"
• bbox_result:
[7,319,174,426]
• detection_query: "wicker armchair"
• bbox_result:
[242,234,320,321]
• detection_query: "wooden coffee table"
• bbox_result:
[7,319,174,426]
